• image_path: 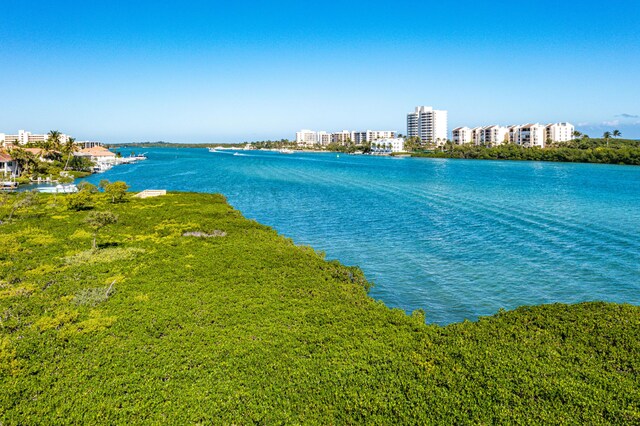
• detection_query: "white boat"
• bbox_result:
[0,181,18,192]
[36,184,78,194]
[93,162,113,173]
[208,147,218,153]
[279,149,295,154]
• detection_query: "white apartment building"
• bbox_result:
[352,130,396,144]
[295,130,319,146]
[407,106,448,145]
[77,141,103,149]
[295,130,335,146]
[480,125,509,146]
[508,125,521,144]
[372,138,405,153]
[452,127,472,145]
[331,131,353,144]
[317,131,331,146]
[471,127,484,145]
[546,123,574,143]
[0,130,70,146]
[515,123,548,147]
[454,122,575,147]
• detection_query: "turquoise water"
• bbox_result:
[83,148,640,324]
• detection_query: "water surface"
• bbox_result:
[83,148,640,324]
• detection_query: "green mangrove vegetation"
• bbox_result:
[0,191,638,424]
[408,138,640,165]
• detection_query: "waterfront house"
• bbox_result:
[74,146,117,164]
[24,148,58,162]
[0,151,20,177]
[372,138,405,153]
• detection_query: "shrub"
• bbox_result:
[84,211,118,249]
[104,181,130,203]
[65,190,94,211]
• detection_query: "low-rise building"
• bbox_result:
[0,151,20,177]
[74,146,117,163]
[0,130,71,146]
[372,138,405,153]
[352,130,396,144]
[77,141,103,149]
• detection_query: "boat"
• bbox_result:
[279,149,295,154]
[208,147,218,153]
[93,162,113,173]
[36,184,78,194]
[0,181,18,192]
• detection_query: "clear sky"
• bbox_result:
[1,0,639,143]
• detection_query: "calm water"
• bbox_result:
[83,148,640,324]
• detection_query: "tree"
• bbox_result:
[572,130,582,140]
[62,137,77,171]
[613,130,622,138]
[44,130,63,161]
[85,211,118,250]
[65,190,94,211]
[5,191,39,221]
[77,181,99,193]
[68,155,94,172]
[104,181,129,203]
[603,131,612,147]
[8,147,39,176]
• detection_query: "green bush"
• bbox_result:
[0,193,637,424]
[65,190,93,211]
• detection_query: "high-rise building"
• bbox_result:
[407,106,448,145]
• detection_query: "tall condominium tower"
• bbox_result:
[407,106,448,145]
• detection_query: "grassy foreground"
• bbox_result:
[1,193,638,424]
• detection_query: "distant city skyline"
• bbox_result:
[1,1,639,143]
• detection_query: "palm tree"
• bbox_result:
[62,137,77,171]
[45,130,63,160]
[613,130,622,138]
[572,130,582,140]
[8,147,39,176]
[603,131,612,147]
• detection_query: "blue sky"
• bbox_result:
[1,0,639,143]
